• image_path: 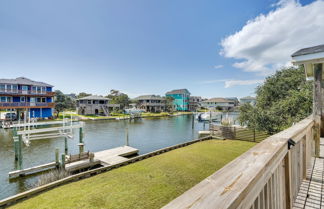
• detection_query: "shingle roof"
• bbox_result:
[292,44,324,57]
[0,77,53,87]
[134,95,165,100]
[204,98,232,103]
[240,96,256,100]
[77,95,110,101]
[166,89,190,95]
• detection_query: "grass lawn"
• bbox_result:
[10,140,255,209]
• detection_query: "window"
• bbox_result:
[37,86,41,93]
[32,86,37,92]
[37,97,41,102]
[6,85,12,92]
[87,100,91,104]
[42,87,46,93]
[41,97,46,103]
[22,86,28,92]
[12,85,18,92]
[0,84,5,92]
[20,96,25,102]
[0,97,6,102]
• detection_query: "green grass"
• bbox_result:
[10,140,255,209]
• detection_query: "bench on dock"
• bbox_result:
[65,152,94,164]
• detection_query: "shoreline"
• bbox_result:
[61,111,194,121]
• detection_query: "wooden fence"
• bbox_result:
[210,125,269,142]
[163,117,315,209]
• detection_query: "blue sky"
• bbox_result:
[0,0,321,98]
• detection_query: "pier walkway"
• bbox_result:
[65,146,139,172]
[94,146,139,165]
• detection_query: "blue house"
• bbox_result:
[166,89,191,111]
[0,77,55,119]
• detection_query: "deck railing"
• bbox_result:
[210,125,270,142]
[0,102,55,108]
[163,117,315,209]
[0,90,55,96]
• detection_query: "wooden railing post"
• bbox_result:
[313,63,322,157]
[284,152,292,209]
[233,127,236,139]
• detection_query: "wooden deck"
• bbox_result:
[65,146,139,171]
[293,138,324,209]
[94,146,139,166]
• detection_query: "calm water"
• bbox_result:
[0,113,239,200]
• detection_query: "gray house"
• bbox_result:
[134,95,166,113]
[76,95,112,116]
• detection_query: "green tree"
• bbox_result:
[106,89,130,109]
[165,96,175,113]
[77,92,92,99]
[54,90,76,117]
[239,67,312,134]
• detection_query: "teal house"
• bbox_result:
[165,89,191,111]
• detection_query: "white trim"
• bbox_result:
[292,51,324,64]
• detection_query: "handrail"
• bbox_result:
[0,102,55,108]
[162,117,315,209]
[0,90,55,96]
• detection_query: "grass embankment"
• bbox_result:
[10,140,255,209]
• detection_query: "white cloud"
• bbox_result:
[221,0,324,75]
[224,80,264,88]
[201,79,264,88]
[214,65,224,69]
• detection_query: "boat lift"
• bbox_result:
[12,113,84,171]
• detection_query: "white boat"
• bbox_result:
[197,112,222,121]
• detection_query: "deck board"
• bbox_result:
[293,138,324,209]
[94,146,139,165]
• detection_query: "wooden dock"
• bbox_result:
[94,146,139,165]
[9,162,57,179]
[9,146,139,178]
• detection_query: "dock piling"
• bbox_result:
[18,135,23,170]
[61,153,66,169]
[55,148,59,168]
[13,128,19,161]
[64,137,68,155]
[192,114,194,129]
[125,127,129,146]
[79,127,84,154]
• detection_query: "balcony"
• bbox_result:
[0,90,55,97]
[140,102,165,106]
[0,102,55,109]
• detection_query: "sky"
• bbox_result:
[0,0,323,99]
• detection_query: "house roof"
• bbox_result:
[77,95,110,101]
[0,77,53,87]
[134,95,165,100]
[240,96,256,100]
[203,98,232,103]
[225,97,239,101]
[292,44,324,57]
[166,89,190,95]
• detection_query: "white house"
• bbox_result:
[200,98,235,111]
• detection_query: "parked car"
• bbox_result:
[5,113,17,121]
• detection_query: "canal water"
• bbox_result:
[0,113,239,200]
